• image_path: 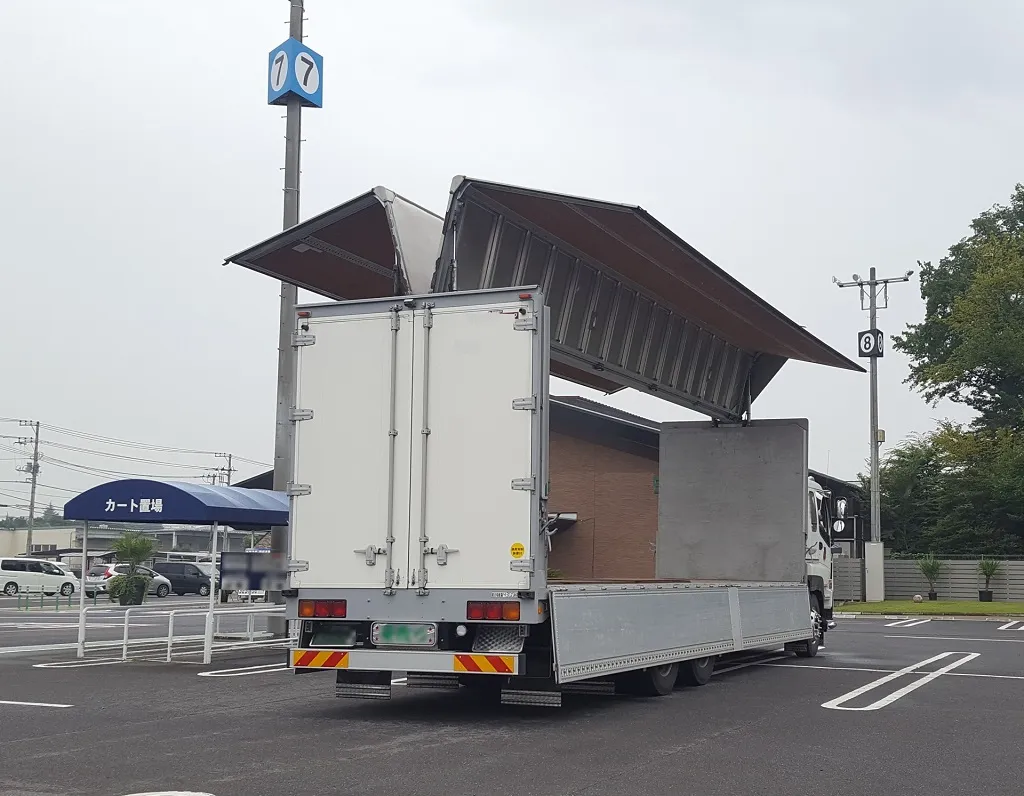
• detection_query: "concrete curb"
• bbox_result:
[835,612,1024,622]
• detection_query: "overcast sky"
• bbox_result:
[2,0,1022,509]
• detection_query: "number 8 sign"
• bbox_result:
[857,329,884,358]
[267,38,324,109]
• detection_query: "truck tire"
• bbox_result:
[794,593,823,658]
[677,656,715,686]
[638,663,679,696]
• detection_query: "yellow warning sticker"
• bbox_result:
[510,542,526,559]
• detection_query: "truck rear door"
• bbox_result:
[290,290,547,594]
[407,297,546,592]
[290,307,416,590]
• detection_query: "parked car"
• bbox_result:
[53,561,78,579]
[84,564,173,598]
[152,561,212,596]
[0,557,79,596]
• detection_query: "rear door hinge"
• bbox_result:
[513,315,537,331]
[510,558,535,573]
[288,560,309,572]
[290,408,314,422]
[511,477,536,492]
[286,482,311,497]
[292,333,316,347]
[512,396,537,412]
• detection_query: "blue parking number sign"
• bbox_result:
[267,38,323,108]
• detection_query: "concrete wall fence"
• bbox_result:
[833,558,1024,602]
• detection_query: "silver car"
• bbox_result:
[84,564,173,598]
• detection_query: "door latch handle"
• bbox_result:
[428,544,459,566]
[355,545,385,566]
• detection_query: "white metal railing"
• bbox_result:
[76,603,292,664]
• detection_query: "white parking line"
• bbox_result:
[887,634,1024,644]
[996,621,1022,630]
[198,663,288,677]
[122,791,216,796]
[820,651,979,711]
[884,618,932,627]
[0,699,73,708]
[763,662,1024,681]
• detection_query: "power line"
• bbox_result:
[38,439,215,470]
[41,455,215,481]
[7,419,272,481]
[39,422,221,457]
[229,454,273,467]
[37,483,79,494]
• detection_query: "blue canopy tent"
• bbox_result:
[64,479,289,659]
[63,479,289,529]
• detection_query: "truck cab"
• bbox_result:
[807,477,841,623]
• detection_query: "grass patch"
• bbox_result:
[837,600,1024,616]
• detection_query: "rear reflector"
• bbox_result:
[467,601,521,622]
[298,599,346,619]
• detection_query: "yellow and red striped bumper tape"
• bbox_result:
[453,654,515,674]
[291,649,349,668]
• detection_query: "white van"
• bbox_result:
[0,557,79,597]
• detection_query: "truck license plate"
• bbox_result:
[371,622,436,647]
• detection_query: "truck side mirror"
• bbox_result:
[836,498,847,519]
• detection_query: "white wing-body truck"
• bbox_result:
[282,287,837,706]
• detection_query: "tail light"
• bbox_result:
[466,601,521,622]
[298,599,346,619]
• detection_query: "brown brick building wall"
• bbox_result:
[546,424,659,581]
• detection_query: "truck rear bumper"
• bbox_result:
[290,648,523,676]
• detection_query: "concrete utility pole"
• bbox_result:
[270,0,305,630]
[834,267,913,601]
[19,421,40,555]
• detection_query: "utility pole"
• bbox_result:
[267,0,321,635]
[834,267,914,601]
[19,421,40,555]
[215,452,235,485]
[214,453,233,558]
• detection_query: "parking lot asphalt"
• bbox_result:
[0,617,1021,796]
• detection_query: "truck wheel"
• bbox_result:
[795,594,823,658]
[641,663,679,696]
[678,656,715,687]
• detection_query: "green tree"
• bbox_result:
[876,423,1024,555]
[870,433,943,553]
[40,503,61,525]
[893,185,1024,430]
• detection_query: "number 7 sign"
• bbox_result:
[267,38,324,108]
